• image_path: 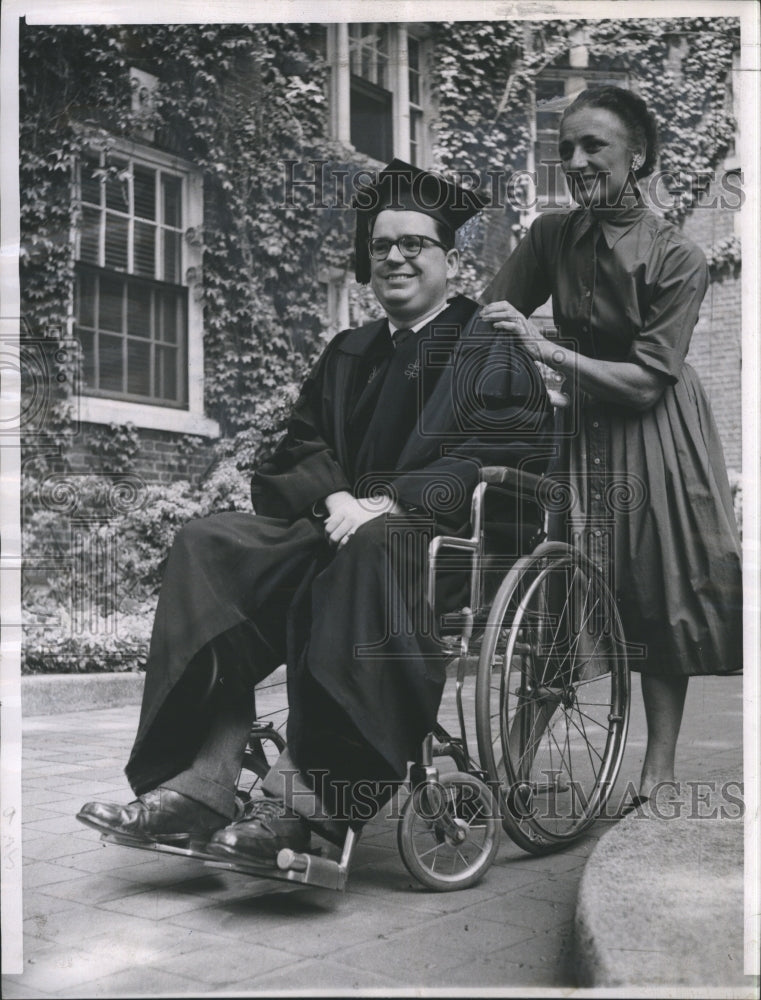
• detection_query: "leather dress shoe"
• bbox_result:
[76,788,226,846]
[206,796,311,863]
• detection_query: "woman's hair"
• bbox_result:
[560,86,659,178]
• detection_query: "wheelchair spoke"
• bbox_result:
[415,840,444,861]
[398,774,500,889]
[477,546,629,853]
[455,848,471,870]
[572,703,614,735]
[563,704,590,780]
[567,719,607,763]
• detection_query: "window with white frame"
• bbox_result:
[75,147,194,408]
[328,23,431,167]
[407,35,426,166]
[348,23,393,162]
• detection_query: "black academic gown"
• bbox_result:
[125,295,552,801]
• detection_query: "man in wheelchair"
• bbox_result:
[78,160,553,865]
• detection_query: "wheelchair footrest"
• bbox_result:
[98,831,348,891]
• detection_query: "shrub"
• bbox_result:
[21,460,251,673]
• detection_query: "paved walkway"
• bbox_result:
[1,672,749,997]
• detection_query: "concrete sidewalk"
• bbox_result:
[2,672,752,997]
[576,775,746,989]
[575,672,754,993]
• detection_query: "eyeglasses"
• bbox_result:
[368,235,450,261]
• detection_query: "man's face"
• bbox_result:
[369,210,459,326]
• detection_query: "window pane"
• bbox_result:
[350,24,388,87]
[134,220,156,277]
[534,78,586,204]
[80,157,101,206]
[76,270,96,328]
[157,344,178,401]
[375,27,388,88]
[409,71,420,106]
[133,166,156,220]
[99,333,124,392]
[127,284,152,338]
[410,110,423,166]
[162,175,182,228]
[79,206,101,264]
[361,45,371,80]
[77,327,95,387]
[536,133,564,202]
[160,292,177,343]
[104,213,128,270]
[163,230,180,284]
[127,339,151,396]
[408,38,420,104]
[535,78,566,105]
[408,36,419,70]
[99,275,124,332]
[350,79,392,162]
[105,159,129,212]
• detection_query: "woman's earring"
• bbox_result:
[631,153,644,171]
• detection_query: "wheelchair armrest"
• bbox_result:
[427,467,551,622]
[479,465,545,502]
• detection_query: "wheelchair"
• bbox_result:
[100,462,630,893]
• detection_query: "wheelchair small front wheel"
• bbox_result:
[235,674,288,809]
[397,773,500,891]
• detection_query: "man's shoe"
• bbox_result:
[206,796,311,863]
[76,788,226,846]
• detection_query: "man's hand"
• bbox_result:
[323,491,401,547]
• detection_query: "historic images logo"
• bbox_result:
[281,160,745,215]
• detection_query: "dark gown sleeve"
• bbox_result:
[251,341,351,520]
[479,214,555,316]
[626,237,709,384]
[388,314,554,524]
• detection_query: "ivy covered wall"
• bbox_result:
[20,17,741,468]
[431,17,740,276]
[20,22,361,480]
[20,17,740,478]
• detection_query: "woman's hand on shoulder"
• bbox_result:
[480,301,552,363]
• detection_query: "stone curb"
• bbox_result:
[20,665,290,716]
[18,657,504,716]
[574,782,746,989]
[21,672,146,716]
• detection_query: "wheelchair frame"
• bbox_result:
[100,462,630,893]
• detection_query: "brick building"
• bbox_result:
[681,179,742,474]
[21,20,743,486]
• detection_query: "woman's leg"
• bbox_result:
[638,673,689,798]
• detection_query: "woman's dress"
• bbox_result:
[481,204,742,676]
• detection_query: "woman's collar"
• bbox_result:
[573,195,649,248]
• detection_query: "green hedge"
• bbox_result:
[22,460,250,673]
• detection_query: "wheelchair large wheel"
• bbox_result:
[397,773,501,891]
[236,670,289,808]
[476,542,629,855]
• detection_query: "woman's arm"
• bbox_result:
[479,301,670,412]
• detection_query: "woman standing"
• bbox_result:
[480,86,742,806]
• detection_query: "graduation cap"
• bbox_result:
[353,159,486,283]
